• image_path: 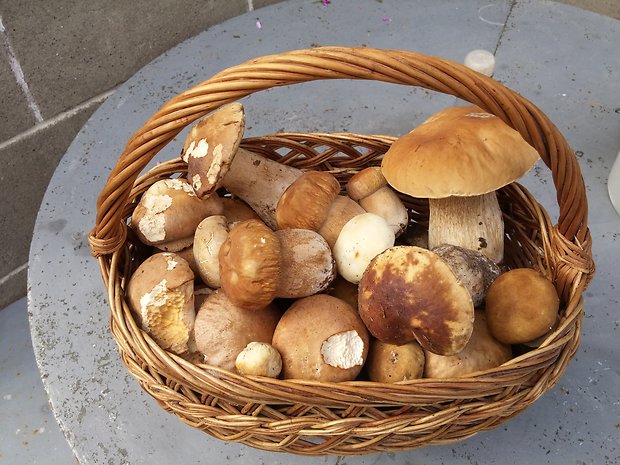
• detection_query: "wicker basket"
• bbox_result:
[88,47,595,455]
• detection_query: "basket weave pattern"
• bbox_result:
[88,48,595,455]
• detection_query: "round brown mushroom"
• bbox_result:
[130,178,223,251]
[126,252,195,355]
[193,215,230,288]
[192,290,281,371]
[381,106,540,263]
[272,294,369,382]
[366,339,425,383]
[485,268,560,344]
[424,310,512,378]
[358,246,474,356]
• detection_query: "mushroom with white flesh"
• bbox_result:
[193,215,230,288]
[346,166,409,236]
[218,219,336,310]
[424,310,512,378]
[181,103,303,229]
[431,244,502,307]
[358,245,474,356]
[191,290,281,372]
[126,252,195,355]
[131,178,223,251]
[366,339,425,383]
[271,294,370,382]
[235,342,282,378]
[275,170,366,249]
[333,212,395,284]
[381,105,540,263]
[485,267,560,344]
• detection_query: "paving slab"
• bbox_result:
[28,1,620,464]
[0,46,35,140]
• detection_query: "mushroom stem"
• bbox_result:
[428,193,504,263]
[217,148,302,229]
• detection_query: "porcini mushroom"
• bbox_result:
[431,244,502,307]
[192,290,281,372]
[358,246,474,356]
[181,103,302,228]
[235,342,282,378]
[366,339,425,383]
[218,219,335,310]
[272,294,369,382]
[333,212,395,284]
[193,215,230,288]
[131,178,223,251]
[275,170,366,248]
[126,252,195,355]
[347,167,408,236]
[381,106,540,263]
[424,310,512,378]
[485,268,560,344]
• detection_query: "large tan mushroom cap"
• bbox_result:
[381,105,540,198]
[358,246,474,356]
[218,219,281,311]
[275,171,341,230]
[182,102,245,198]
[272,295,369,382]
[424,310,512,378]
[192,290,281,372]
[126,252,195,355]
[131,178,223,250]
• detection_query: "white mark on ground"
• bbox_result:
[478,4,506,26]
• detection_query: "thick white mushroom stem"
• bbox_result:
[220,148,302,229]
[428,192,504,263]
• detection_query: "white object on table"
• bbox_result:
[608,149,620,215]
[464,49,496,77]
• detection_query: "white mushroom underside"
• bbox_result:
[138,194,173,242]
[320,330,364,369]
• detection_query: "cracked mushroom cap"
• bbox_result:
[182,102,245,198]
[424,310,512,378]
[193,215,230,288]
[218,219,281,311]
[380,105,540,198]
[126,252,195,355]
[272,294,370,382]
[358,246,474,356]
[131,178,223,251]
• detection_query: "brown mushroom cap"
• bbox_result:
[381,105,540,198]
[347,167,387,201]
[275,170,341,230]
[131,178,223,250]
[424,310,512,378]
[182,102,245,198]
[221,197,261,225]
[272,294,369,382]
[358,246,474,355]
[366,339,425,383]
[126,252,195,355]
[193,215,230,288]
[192,290,281,371]
[485,268,560,344]
[218,219,281,311]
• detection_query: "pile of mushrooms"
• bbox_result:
[124,102,562,383]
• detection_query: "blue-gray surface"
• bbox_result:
[28,1,620,464]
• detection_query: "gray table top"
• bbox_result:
[28,1,620,464]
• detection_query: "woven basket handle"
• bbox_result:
[88,47,592,278]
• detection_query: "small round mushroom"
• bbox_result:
[333,212,395,284]
[424,310,512,378]
[366,339,425,383]
[218,219,335,310]
[235,342,282,378]
[347,167,409,236]
[193,215,230,288]
[275,171,366,248]
[272,294,369,382]
[431,244,502,307]
[485,268,560,344]
[192,290,281,371]
[220,197,261,225]
[182,103,303,228]
[358,246,474,356]
[327,276,359,310]
[131,178,223,251]
[126,252,195,355]
[381,105,540,263]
